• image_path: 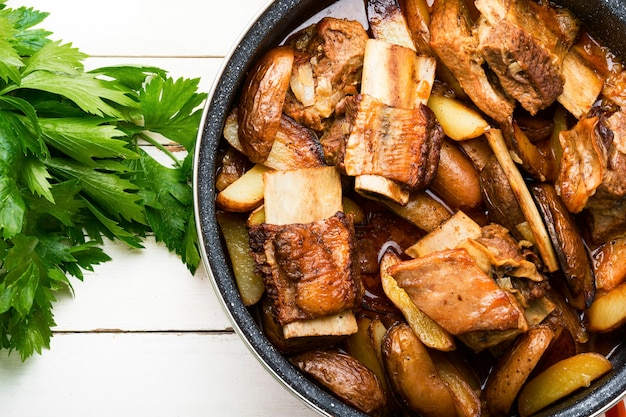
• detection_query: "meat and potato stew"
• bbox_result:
[213,0,626,415]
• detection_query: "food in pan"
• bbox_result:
[213,0,626,415]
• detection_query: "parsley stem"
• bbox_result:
[137,131,183,169]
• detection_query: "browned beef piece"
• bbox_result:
[343,94,443,191]
[318,116,349,167]
[390,248,527,335]
[478,21,563,114]
[600,109,626,197]
[249,212,362,326]
[283,17,368,132]
[583,108,626,243]
[584,193,626,244]
[476,0,579,115]
[429,0,515,123]
[556,116,608,214]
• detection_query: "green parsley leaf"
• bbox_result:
[20,70,137,117]
[0,3,205,360]
[140,76,207,151]
[46,157,146,225]
[40,117,137,167]
[0,15,23,83]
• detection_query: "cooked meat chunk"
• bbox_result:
[585,193,626,244]
[284,17,368,132]
[319,116,349,167]
[390,248,527,335]
[599,109,626,197]
[474,223,544,282]
[478,20,563,114]
[556,116,608,213]
[343,94,443,191]
[429,0,515,123]
[583,108,626,242]
[249,212,362,325]
[475,0,579,114]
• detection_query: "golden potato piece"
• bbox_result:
[292,349,387,415]
[216,212,264,306]
[427,94,488,141]
[586,282,626,332]
[517,352,613,417]
[238,46,294,163]
[382,322,457,417]
[215,164,271,213]
[431,351,481,417]
[484,325,554,416]
[345,316,391,398]
[430,139,484,210]
[382,191,452,233]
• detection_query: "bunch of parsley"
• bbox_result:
[0,2,206,360]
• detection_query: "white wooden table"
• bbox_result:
[0,1,622,416]
[0,1,318,416]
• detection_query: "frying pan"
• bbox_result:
[194,0,626,415]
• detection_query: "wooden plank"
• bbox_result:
[8,0,270,57]
[0,332,319,417]
[52,238,233,332]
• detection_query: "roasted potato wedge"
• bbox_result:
[457,135,493,171]
[431,351,481,417]
[484,325,554,417]
[292,349,387,415]
[216,211,265,306]
[427,94,488,141]
[238,46,294,163]
[346,316,392,401]
[224,109,326,171]
[430,139,484,210]
[586,282,626,332]
[480,155,527,241]
[380,251,456,351]
[382,322,457,417]
[382,190,452,233]
[215,164,271,213]
[531,183,596,309]
[517,353,613,417]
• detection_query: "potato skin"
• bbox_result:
[291,349,387,415]
[430,139,483,210]
[382,322,457,417]
[238,45,294,163]
[484,325,554,417]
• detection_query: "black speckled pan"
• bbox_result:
[193,1,626,416]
